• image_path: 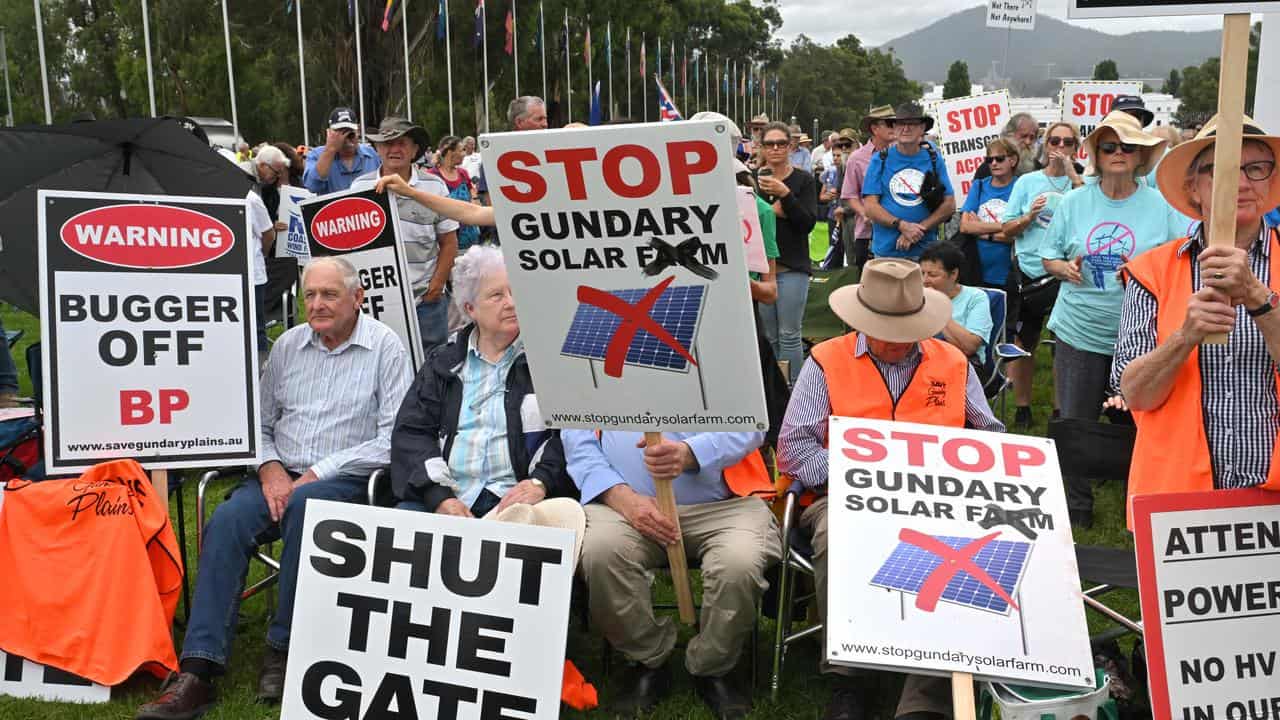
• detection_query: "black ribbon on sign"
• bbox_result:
[641,237,720,281]
[976,503,1044,540]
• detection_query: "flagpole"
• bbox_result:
[625,27,631,119]
[585,16,591,119]
[506,0,512,97]
[353,0,366,141]
[482,0,490,133]
[0,29,13,126]
[539,1,546,102]
[33,0,51,123]
[564,8,571,123]
[296,0,309,142]
[606,22,612,120]
[704,52,709,115]
[445,0,454,135]
[641,32,646,122]
[141,0,156,116]
[402,0,413,121]
[219,0,239,140]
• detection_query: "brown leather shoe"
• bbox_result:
[256,647,288,704]
[135,672,216,720]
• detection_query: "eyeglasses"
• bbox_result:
[1196,160,1277,182]
[836,142,854,150]
[896,120,924,129]
[987,155,1009,163]
[761,139,790,149]
[1047,136,1077,147]
[1098,141,1139,155]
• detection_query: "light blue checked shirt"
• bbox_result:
[259,314,412,481]
[448,334,523,507]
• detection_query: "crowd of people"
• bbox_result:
[3,88,1278,720]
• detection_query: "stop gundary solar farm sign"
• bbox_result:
[38,190,261,474]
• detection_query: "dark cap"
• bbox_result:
[366,117,431,160]
[1112,95,1154,128]
[328,107,360,131]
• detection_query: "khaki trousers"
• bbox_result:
[581,495,782,677]
[801,495,952,719]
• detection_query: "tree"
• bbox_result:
[775,34,920,133]
[1163,68,1181,96]
[1173,57,1218,127]
[943,61,971,99]
[1092,59,1119,81]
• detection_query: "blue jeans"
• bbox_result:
[759,270,810,384]
[180,472,366,665]
[416,294,450,352]
[0,314,17,393]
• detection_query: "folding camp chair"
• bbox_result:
[770,490,822,700]
[977,288,1030,413]
[263,257,300,341]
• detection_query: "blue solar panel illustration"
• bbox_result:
[869,535,1032,615]
[560,284,705,372]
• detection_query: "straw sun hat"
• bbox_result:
[1154,113,1280,221]
[828,258,952,343]
[1081,110,1166,177]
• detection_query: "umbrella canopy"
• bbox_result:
[0,118,254,313]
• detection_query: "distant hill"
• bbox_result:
[877,5,1221,92]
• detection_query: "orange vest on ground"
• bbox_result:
[0,459,183,685]
[810,332,969,427]
[1120,232,1280,528]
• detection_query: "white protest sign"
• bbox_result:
[276,185,315,263]
[736,186,769,274]
[937,90,1011,207]
[1059,81,1143,163]
[987,0,1037,30]
[0,652,109,704]
[827,417,1094,690]
[281,500,575,720]
[481,120,767,433]
[37,190,261,474]
[1069,0,1279,18]
[301,188,425,370]
[1134,488,1280,720]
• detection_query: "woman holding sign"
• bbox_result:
[1112,116,1280,526]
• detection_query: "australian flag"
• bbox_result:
[655,75,682,122]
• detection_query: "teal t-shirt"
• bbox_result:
[863,143,954,259]
[950,284,994,358]
[962,176,1016,286]
[1001,170,1074,280]
[1042,182,1188,355]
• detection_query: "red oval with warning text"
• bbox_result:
[59,203,235,269]
[310,197,386,251]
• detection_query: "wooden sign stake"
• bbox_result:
[645,431,697,624]
[149,468,170,517]
[952,671,977,720]
[1204,12,1252,345]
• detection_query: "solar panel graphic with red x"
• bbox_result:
[870,530,1032,616]
[560,281,705,375]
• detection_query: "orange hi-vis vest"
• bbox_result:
[0,459,183,685]
[810,332,969,427]
[594,431,775,499]
[1120,231,1280,528]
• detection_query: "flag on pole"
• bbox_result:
[584,25,590,64]
[533,2,541,50]
[605,23,612,60]
[657,37,661,79]
[474,0,484,48]
[437,0,447,39]
[381,0,401,31]
[656,75,682,122]
[681,52,687,98]
[589,81,602,125]
[504,8,513,54]
[640,35,646,78]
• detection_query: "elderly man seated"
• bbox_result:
[563,425,781,719]
[136,257,412,720]
[777,258,1004,720]
[391,245,578,518]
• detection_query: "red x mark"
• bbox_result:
[899,528,1019,613]
[576,275,698,378]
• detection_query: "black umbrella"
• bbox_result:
[0,117,254,313]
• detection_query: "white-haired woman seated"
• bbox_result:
[389,245,581,528]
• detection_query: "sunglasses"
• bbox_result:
[1098,141,1139,155]
[836,142,854,150]
[1196,160,1277,182]
[987,155,1009,163]
[761,139,790,149]
[1047,136,1077,147]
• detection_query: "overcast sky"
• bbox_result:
[775,0,1223,47]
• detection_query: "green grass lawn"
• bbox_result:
[0,302,1138,719]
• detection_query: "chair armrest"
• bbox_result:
[995,343,1031,360]
[196,467,251,556]
[367,467,391,507]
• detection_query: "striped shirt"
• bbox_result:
[1111,225,1279,489]
[778,334,1005,491]
[259,314,412,481]
[448,335,522,508]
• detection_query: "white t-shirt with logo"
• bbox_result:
[350,169,461,296]
[245,190,272,286]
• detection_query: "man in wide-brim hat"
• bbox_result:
[860,104,895,135]
[841,107,898,269]
[778,258,1005,720]
[1113,114,1280,528]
